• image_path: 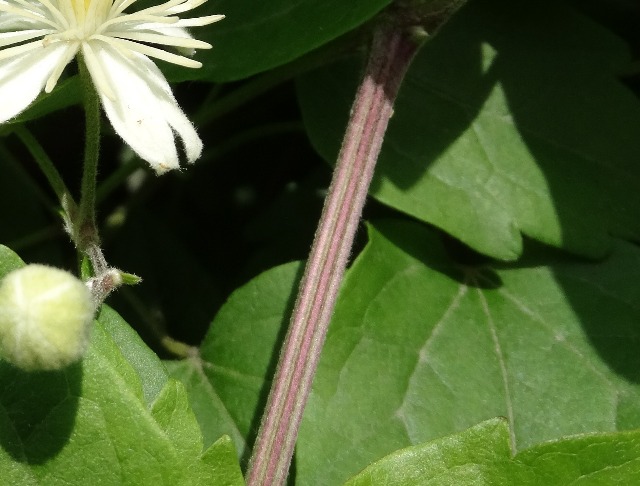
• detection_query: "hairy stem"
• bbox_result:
[13,126,73,206]
[75,57,125,305]
[77,56,102,256]
[246,23,424,486]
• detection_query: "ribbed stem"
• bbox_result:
[246,24,423,486]
[77,56,102,256]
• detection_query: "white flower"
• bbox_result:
[0,0,224,173]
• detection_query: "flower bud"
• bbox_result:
[0,265,94,371]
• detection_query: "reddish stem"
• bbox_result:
[246,24,423,486]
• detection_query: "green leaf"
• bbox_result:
[197,435,246,486]
[171,218,640,484]
[0,246,25,278]
[189,0,392,82]
[150,384,245,486]
[297,0,640,260]
[166,261,302,457]
[343,418,523,485]
[296,220,640,483]
[515,428,640,485]
[0,247,242,484]
[344,418,640,485]
[98,305,168,407]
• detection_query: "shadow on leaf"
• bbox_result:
[0,360,82,464]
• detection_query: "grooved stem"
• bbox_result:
[77,55,102,254]
[246,24,423,486]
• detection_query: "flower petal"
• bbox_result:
[0,43,70,123]
[84,40,202,173]
[0,29,53,48]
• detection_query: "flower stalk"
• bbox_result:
[77,56,102,253]
[246,22,425,486]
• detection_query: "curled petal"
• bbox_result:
[83,40,202,173]
[0,43,69,123]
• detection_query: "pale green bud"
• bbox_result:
[0,265,94,371]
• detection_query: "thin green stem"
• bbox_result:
[13,125,73,205]
[246,24,424,486]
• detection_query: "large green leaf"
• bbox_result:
[297,0,640,260]
[184,0,392,82]
[343,419,521,485]
[0,247,243,485]
[170,219,640,484]
[166,261,302,458]
[297,220,640,483]
[515,428,640,485]
[344,418,640,485]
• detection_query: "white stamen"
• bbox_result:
[44,42,79,92]
[0,39,45,61]
[81,42,116,99]
[111,0,137,14]
[37,0,72,30]
[92,34,202,67]
[165,0,206,15]
[107,31,211,49]
[96,13,178,34]
[0,4,59,29]
[173,14,225,28]
[0,0,223,172]
[131,0,186,18]
[0,29,55,48]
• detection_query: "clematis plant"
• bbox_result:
[0,0,223,172]
[0,0,223,312]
